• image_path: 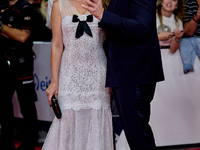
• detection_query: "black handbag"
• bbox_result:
[51,95,62,119]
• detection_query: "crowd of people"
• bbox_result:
[0,0,200,150]
[156,0,185,53]
[157,0,200,74]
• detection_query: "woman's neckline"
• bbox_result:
[67,0,90,15]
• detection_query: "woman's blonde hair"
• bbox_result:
[39,0,47,22]
[102,0,111,10]
[157,0,185,29]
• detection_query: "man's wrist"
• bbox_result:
[98,9,104,21]
[193,15,199,23]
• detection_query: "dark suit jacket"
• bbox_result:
[98,0,164,87]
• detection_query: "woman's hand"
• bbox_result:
[173,28,184,41]
[46,82,58,106]
[158,31,174,41]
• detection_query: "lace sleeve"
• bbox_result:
[46,0,55,29]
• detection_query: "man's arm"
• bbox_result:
[184,21,198,36]
[82,0,156,38]
[184,11,200,36]
[183,3,200,36]
[0,2,37,43]
[1,25,31,43]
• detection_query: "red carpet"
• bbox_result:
[14,140,41,150]
[14,140,200,150]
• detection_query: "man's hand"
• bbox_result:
[81,0,104,20]
[193,7,200,22]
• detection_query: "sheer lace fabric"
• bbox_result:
[42,0,113,149]
[42,109,113,150]
[58,15,110,110]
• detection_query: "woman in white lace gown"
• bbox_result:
[42,0,113,150]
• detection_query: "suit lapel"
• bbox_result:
[108,0,119,12]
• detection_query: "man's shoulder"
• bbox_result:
[185,0,197,5]
[17,0,31,7]
[0,2,8,11]
[15,0,35,12]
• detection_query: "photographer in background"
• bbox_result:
[27,0,52,41]
[0,0,38,150]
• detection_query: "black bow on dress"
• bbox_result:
[72,14,93,39]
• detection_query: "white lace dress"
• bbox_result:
[42,0,114,150]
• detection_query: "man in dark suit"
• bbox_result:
[82,0,164,149]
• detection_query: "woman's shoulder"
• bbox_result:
[51,0,60,17]
[53,0,59,6]
[52,0,60,13]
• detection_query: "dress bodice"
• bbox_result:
[57,0,109,110]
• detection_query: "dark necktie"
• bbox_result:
[72,14,93,39]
